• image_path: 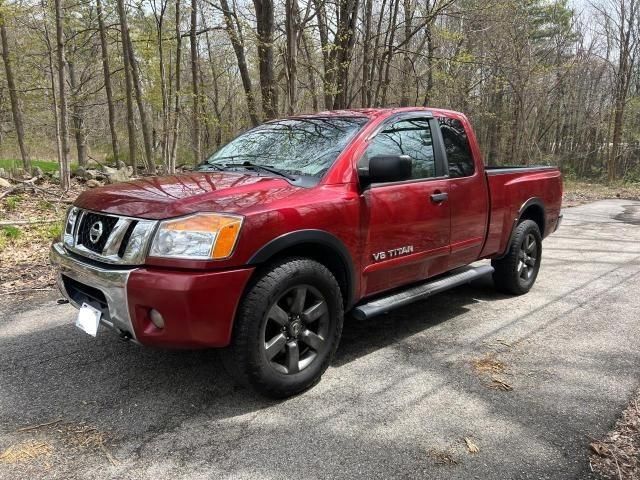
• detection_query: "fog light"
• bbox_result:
[149,309,165,329]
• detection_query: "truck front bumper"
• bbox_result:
[50,242,254,348]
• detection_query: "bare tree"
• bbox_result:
[190,0,201,163]
[96,0,120,163]
[54,0,70,189]
[220,0,259,125]
[253,0,278,118]
[0,15,31,172]
[170,0,182,172]
[116,0,137,170]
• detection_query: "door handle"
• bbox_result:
[430,192,448,203]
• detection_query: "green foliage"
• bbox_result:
[43,223,63,241]
[0,158,64,174]
[0,225,21,240]
[37,200,53,211]
[4,195,22,211]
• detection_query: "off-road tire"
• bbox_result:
[222,257,344,398]
[491,219,542,295]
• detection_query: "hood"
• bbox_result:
[75,172,302,219]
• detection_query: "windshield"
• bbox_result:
[202,116,368,177]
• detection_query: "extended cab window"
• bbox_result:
[365,119,436,180]
[438,117,474,178]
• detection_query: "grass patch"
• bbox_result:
[4,195,22,211]
[1,225,21,240]
[42,222,63,241]
[0,158,77,174]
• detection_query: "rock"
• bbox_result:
[73,166,86,179]
[86,179,102,188]
[105,166,132,184]
[82,169,100,180]
[33,166,44,178]
[0,177,11,188]
[116,160,127,169]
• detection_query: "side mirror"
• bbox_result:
[360,154,412,185]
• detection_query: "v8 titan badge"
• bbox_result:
[75,303,102,337]
[372,245,414,261]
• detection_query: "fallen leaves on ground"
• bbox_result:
[489,378,513,391]
[0,441,53,464]
[1,420,117,469]
[589,391,640,480]
[427,448,459,466]
[0,179,81,296]
[464,437,480,454]
[563,181,640,208]
[472,354,506,376]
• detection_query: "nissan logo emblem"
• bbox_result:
[89,221,104,244]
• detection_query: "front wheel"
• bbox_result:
[491,219,542,295]
[223,258,344,398]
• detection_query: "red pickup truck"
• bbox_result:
[51,107,562,397]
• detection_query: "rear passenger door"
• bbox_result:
[437,116,489,269]
[360,116,451,296]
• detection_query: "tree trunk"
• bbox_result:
[380,0,400,107]
[361,0,373,107]
[285,0,299,114]
[67,60,87,166]
[332,0,360,109]
[42,13,62,169]
[54,0,71,189]
[302,32,318,111]
[96,0,120,162]
[399,0,413,106]
[118,0,155,173]
[220,0,259,125]
[170,0,182,172]
[0,19,31,172]
[203,16,223,146]
[116,0,137,170]
[312,0,333,109]
[253,0,278,119]
[190,0,201,163]
[152,0,169,171]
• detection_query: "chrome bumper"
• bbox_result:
[50,242,137,339]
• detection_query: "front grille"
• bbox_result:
[77,212,119,254]
[63,208,156,265]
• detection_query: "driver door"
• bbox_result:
[360,116,451,296]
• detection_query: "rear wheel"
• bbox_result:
[491,219,542,295]
[223,258,343,398]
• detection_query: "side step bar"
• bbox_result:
[352,265,494,321]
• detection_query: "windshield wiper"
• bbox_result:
[225,161,296,181]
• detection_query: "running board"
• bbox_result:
[352,265,494,321]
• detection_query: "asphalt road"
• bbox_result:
[1,199,640,479]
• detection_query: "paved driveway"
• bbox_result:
[1,199,640,479]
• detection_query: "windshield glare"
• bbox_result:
[203,117,368,177]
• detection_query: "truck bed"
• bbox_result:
[480,165,562,258]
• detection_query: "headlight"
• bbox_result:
[149,213,243,260]
[63,206,80,245]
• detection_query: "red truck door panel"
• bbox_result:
[436,116,490,269]
[359,116,451,296]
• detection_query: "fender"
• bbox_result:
[247,229,357,307]
[497,197,545,258]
